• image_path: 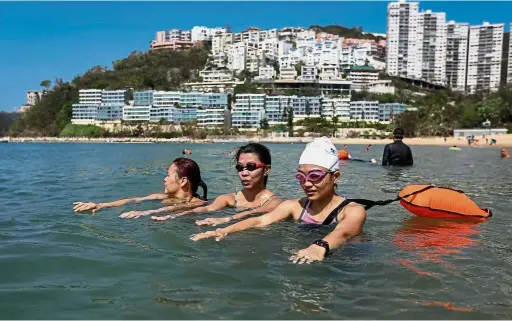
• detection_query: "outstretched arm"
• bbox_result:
[291,203,366,264]
[120,199,207,219]
[190,200,295,241]
[73,193,168,214]
[195,197,282,226]
[150,194,233,221]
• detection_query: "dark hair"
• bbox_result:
[234,143,271,187]
[393,128,405,139]
[172,157,208,200]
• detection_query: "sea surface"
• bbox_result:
[0,142,511,319]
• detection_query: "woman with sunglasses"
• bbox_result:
[129,143,281,222]
[74,158,207,217]
[191,137,367,264]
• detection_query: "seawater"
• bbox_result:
[0,142,511,319]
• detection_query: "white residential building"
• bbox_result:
[279,67,298,80]
[277,41,294,57]
[78,89,102,105]
[259,29,279,41]
[72,89,128,123]
[321,97,351,120]
[350,101,380,121]
[279,49,303,70]
[300,65,317,81]
[386,1,420,78]
[445,21,469,92]
[232,94,266,128]
[279,27,306,42]
[349,65,380,90]
[466,22,504,93]
[212,33,234,54]
[191,26,227,42]
[199,69,233,82]
[340,46,368,71]
[123,106,151,122]
[259,38,279,60]
[265,96,288,124]
[256,66,276,80]
[296,30,316,50]
[508,23,512,84]
[197,93,229,127]
[26,91,44,106]
[415,10,447,84]
[319,65,341,80]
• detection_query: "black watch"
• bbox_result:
[312,239,330,256]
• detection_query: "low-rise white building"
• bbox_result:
[256,66,276,80]
[349,65,380,90]
[232,94,266,128]
[321,97,351,120]
[191,26,226,42]
[123,106,150,122]
[199,69,233,82]
[300,65,317,81]
[350,101,380,121]
[279,67,298,80]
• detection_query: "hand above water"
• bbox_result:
[289,244,326,264]
[119,210,152,219]
[73,202,103,214]
[195,217,231,226]
[151,215,173,222]
[190,228,227,242]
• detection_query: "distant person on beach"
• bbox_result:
[73,158,207,217]
[501,148,510,158]
[382,128,413,166]
[190,137,367,264]
[126,143,282,223]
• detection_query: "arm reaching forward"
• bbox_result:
[290,203,366,264]
[73,193,168,214]
[195,196,282,226]
[151,194,234,222]
[190,200,295,241]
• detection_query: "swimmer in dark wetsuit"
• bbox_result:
[191,137,367,264]
[382,128,413,166]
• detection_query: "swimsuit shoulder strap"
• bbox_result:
[233,191,240,208]
[322,198,352,225]
[259,194,277,207]
[298,199,311,221]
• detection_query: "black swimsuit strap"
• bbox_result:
[298,200,310,221]
[322,199,352,225]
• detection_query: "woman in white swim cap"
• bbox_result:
[191,137,367,264]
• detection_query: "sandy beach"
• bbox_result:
[3,134,512,148]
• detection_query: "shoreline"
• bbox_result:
[3,135,512,147]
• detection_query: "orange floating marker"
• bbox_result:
[399,185,492,220]
[338,150,350,160]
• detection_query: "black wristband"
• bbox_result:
[312,239,330,256]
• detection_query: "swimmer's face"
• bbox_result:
[298,164,340,201]
[501,149,509,157]
[236,152,269,190]
[164,164,186,194]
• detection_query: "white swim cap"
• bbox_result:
[299,137,340,171]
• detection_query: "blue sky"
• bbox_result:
[1,1,512,111]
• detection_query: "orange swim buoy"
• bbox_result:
[338,150,350,160]
[399,185,491,220]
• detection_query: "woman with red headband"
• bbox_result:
[124,143,281,221]
[191,137,367,264]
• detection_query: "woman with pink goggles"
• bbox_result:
[191,137,367,264]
